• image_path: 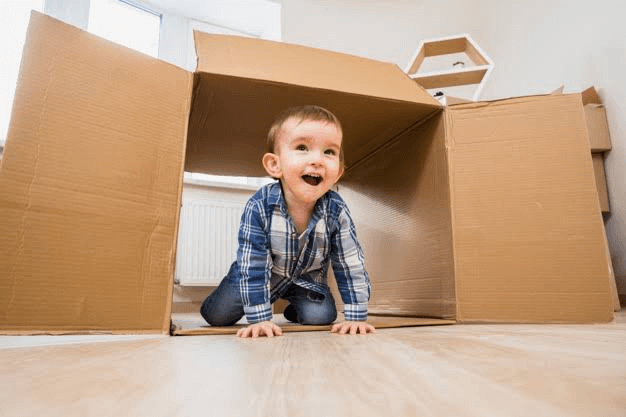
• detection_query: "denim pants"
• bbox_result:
[200,265,337,326]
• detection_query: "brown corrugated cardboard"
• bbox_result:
[340,113,456,319]
[581,87,612,152]
[342,94,613,323]
[432,94,473,106]
[581,88,617,310]
[186,32,438,177]
[0,12,192,334]
[592,153,610,213]
[171,314,455,335]
[444,95,473,106]
[0,12,613,334]
[581,86,602,105]
[584,106,612,152]
[195,32,434,105]
[185,72,438,177]
[446,96,611,322]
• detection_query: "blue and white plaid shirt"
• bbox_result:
[235,181,371,324]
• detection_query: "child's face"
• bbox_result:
[264,117,343,207]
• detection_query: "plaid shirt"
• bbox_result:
[236,181,371,324]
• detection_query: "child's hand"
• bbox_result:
[236,321,283,338]
[331,321,376,335]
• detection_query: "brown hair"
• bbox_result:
[266,105,344,167]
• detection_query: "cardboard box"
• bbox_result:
[582,87,612,152]
[0,13,613,334]
[592,153,610,213]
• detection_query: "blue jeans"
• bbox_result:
[200,265,337,326]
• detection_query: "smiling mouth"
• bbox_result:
[302,174,323,186]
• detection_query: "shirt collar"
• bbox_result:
[268,181,329,225]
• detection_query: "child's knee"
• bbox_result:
[204,315,240,327]
[297,304,337,325]
[200,309,241,327]
[200,298,242,327]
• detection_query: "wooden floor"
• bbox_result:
[1,312,625,417]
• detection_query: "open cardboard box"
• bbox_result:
[0,12,613,335]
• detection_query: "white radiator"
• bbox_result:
[174,199,245,286]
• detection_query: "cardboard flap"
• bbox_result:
[446,94,612,323]
[592,154,610,213]
[581,86,602,105]
[444,95,473,106]
[186,32,442,177]
[0,12,193,333]
[171,314,454,335]
[193,31,438,106]
[584,105,612,152]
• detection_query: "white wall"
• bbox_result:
[278,0,477,65]
[277,0,626,294]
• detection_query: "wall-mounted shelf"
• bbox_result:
[405,34,493,101]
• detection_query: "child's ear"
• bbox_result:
[337,165,344,182]
[262,153,282,178]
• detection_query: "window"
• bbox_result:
[88,0,161,57]
[0,0,44,145]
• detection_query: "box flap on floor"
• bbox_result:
[446,94,612,323]
[0,12,193,333]
[171,314,455,335]
[193,32,437,106]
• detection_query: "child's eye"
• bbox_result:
[324,149,337,156]
[296,144,307,151]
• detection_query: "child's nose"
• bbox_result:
[309,150,323,165]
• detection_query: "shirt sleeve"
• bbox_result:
[237,200,273,324]
[330,205,371,321]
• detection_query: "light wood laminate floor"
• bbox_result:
[1,312,625,417]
